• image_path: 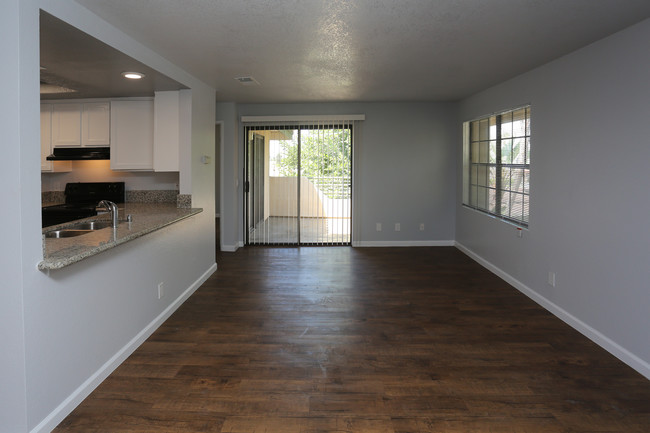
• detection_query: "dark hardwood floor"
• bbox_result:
[54,244,650,432]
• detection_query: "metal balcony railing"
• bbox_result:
[307,176,351,199]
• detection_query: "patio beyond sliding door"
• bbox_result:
[245,122,352,246]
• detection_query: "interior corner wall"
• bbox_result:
[214,123,222,216]
[218,102,458,249]
[189,86,217,211]
[216,102,240,251]
[456,18,650,378]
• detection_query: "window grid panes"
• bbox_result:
[465,106,530,227]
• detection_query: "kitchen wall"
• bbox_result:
[217,101,458,250]
[2,1,216,432]
[456,18,650,378]
[41,161,179,192]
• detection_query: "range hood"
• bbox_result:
[46,147,110,161]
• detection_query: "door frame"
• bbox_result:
[243,123,354,246]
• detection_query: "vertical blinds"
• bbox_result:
[243,116,360,245]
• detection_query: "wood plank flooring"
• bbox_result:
[54,246,650,432]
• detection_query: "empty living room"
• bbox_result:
[3,1,650,432]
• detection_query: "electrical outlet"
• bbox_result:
[376,223,382,232]
[547,272,556,287]
[157,282,164,299]
[395,223,400,231]
[419,223,425,231]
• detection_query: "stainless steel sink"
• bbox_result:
[45,229,92,238]
[45,220,115,238]
[72,220,114,230]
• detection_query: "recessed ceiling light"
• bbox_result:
[121,71,145,80]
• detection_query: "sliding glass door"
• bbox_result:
[245,122,352,246]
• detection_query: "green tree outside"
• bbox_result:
[275,128,351,178]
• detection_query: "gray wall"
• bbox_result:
[0,1,28,430]
[1,1,217,431]
[216,102,239,250]
[217,102,458,249]
[456,18,650,378]
[215,123,221,216]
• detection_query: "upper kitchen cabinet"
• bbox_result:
[40,11,189,169]
[82,102,111,146]
[51,103,81,147]
[110,99,154,170]
[50,102,110,148]
[153,90,190,172]
[41,104,71,173]
[111,91,188,172]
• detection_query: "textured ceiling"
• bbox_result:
[71,0,650,103]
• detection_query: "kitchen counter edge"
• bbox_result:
[39,203,203,271]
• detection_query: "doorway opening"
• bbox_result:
[244,122,352,246]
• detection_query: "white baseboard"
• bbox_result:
[353,240,455,247]
[224,240,453,249]
[455,242,650,380]
[32,263,218,433]
[220,244,239,252]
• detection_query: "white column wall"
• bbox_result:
[0,0,29,430]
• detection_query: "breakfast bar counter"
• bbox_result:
[39,203,202,270]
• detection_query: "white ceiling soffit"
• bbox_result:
[73,0,650,103]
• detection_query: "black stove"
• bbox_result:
[42,182,125,228]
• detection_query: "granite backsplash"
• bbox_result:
[42,189,190,208]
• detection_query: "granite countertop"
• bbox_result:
[39,203,202,271]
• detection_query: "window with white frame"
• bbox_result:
[463,106,530,227]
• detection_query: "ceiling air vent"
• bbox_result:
[234,76,260,86]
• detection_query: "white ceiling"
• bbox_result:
[72,0,650,103]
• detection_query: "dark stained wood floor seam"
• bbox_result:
[55,246,650,432]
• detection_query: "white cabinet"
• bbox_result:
[82,102,111,146]
[51,103,81,147]
[42,95,185,172]
[153,90,189,172]
[49,102,110,147]
[110,100,154,170]
[41,104,71,173]
[154,91,181,172]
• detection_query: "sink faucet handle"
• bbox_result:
[98,200,119,228]
[98,199,115,209]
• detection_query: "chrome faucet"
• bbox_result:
[98,200,119,228]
